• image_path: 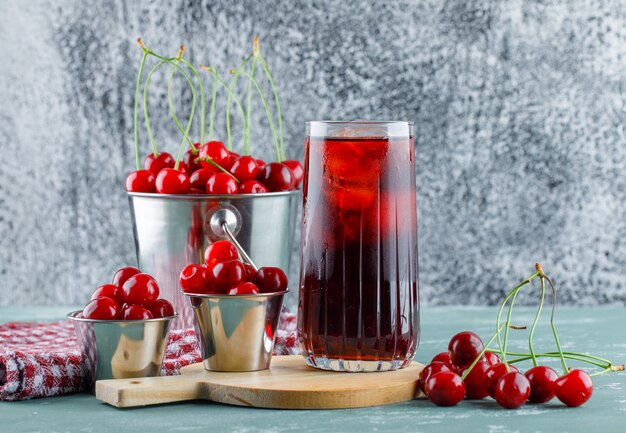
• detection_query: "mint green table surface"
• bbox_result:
[1,306,625,433]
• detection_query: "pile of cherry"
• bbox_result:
[80,267,174,320]
[126,141,303,195]
[179,240,287,295]
[420,332,593,408]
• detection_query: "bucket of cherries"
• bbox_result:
[419,264,624,409]
[123,36,301,329]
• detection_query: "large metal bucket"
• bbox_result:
[127,191,300,329]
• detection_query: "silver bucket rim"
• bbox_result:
[182,289,289,300]
[67,310,178,324]
[127,190,300,201]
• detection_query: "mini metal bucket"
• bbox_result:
[185,290,286,372]
[68,311,175,389]
[127,191,299,329]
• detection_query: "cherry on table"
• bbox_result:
[179,264,209,294]
[112,266,141,288]
[486,363,519,398]
[419,361,451,394]
[448,331,484,368]
[258,162,295,192]
[460,360,490,399]
[230,156,260,182]
[155,168,191,194]
[228,282,260,295]
[204,240,239,266]
[121,305,154,320]
[190,167,218,190]
[494,371,531,409]
[554,369,593,407]
[255,267,288,293]
[122,273,160,305]
[147,299,175,318]
[431,352,453,369]
[125,170,155,193]
[240,180,269,194]
[83,298,120,320]
[206,173,238,194]
[209,259,246,293]
[424,371,466,406]
[282,160,304,187]
[91,284,125,307]
[524,365,558,403]
[199,141,231,169]
[144,152,175,175]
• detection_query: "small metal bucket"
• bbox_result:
[68,312,175,389]
[185,290,286,372]
[127,191,299,329]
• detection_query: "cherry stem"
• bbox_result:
[258,55,285,160]
[133,39,149,170]
[200,66,247,151]
[226,55,252,151]
[143,59,171,157]
[528,276,546,367]
[193,157,240,183]
[543,274,569,374]
[502,284,524,373]
[179,58,206,147]
[208,74,218,141]
[245,57,257,155]
[236,69,281,162]
[487,349,615,366]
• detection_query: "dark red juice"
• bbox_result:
[298,132,419,371]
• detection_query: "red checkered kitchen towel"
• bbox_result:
[0,312,298,401]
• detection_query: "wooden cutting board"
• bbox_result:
[96,356,424,409]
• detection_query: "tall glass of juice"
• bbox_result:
[298,121,419,372]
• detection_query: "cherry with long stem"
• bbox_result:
[226,55,252,151]
[256,37,285,161]
[133,38,150,170]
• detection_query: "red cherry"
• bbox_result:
[209,260,246,292]
[255,267,288,293]
[112,267,141,288]
[424,372,466,406]
[282,160,304,187]
[204,240,239,266]
[179,264,209,294]
[147,299,175,318]
[554,369,593,407]
[419,362,451,394]
[155,168,191,194]
[183,146,202,174]
[243,263,257,282]
[525,365,558,403]
[495,371,531,409]
[206,173,238,194]
[484,352,502,366]
[460,360,490,399]
[448,331,484,368]
[122,273,160,305]
[431,352,453,369]
[228,282,260,295]
[190,167,218,190]
[144,152,175,175]
[121,305,154,320]
[486,363,519,398]
[83,297,120,320]
[255,159,267,170]
[229,156,260,183]
[188,187,205,194]
[257,162,295,192]
[91,284,125,307]
[199,141,230,169]
[125,170,155,193]
[239,180,269,194]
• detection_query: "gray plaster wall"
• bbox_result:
[0,0,625,309]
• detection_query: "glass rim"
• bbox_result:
[306,120,413,126]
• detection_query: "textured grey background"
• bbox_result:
[1,0,625,308]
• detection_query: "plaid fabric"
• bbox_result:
[0,311,299,401]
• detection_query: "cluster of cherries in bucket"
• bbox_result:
[179,240,287,295]
[80,267,174,320]
[126,141,303,195]
[420,332,593,408]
